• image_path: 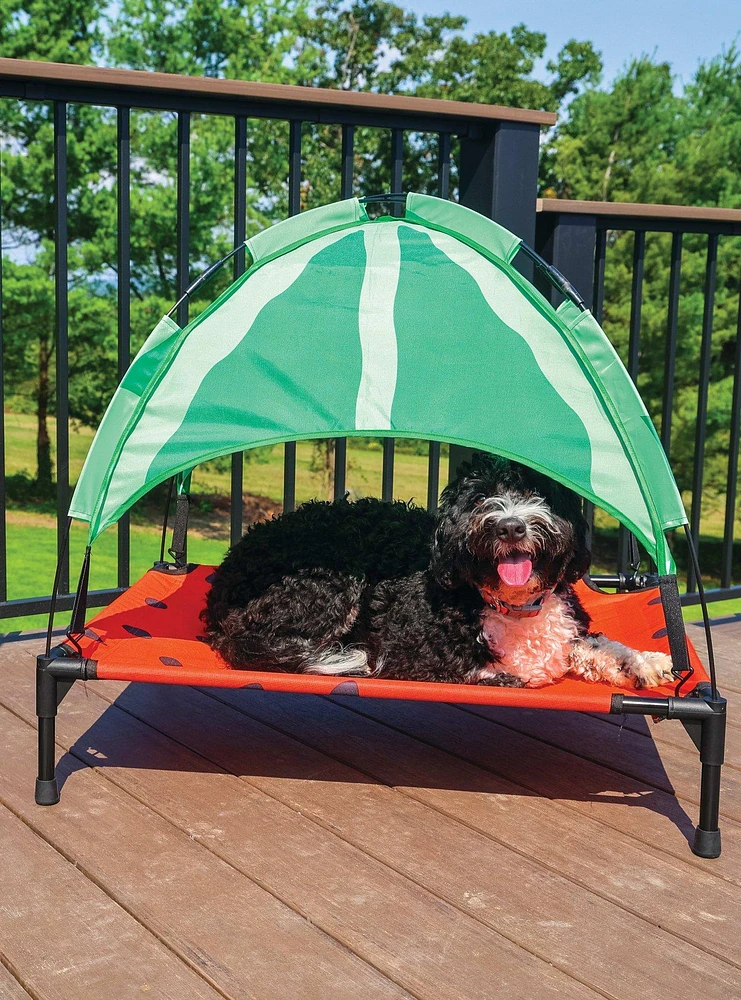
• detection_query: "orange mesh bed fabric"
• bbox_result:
[75,564,709,712]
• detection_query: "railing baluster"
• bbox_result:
[437,133,451,199]
[583,500,595,553]
[234,117,247,278]
[382,439,394,501]
[333,439,347,500]
[661,231,682,456]
[687,233,718,593]
[0,153,6,602]
[176,112,190,328]
[721,288,741,589]
[333,124,354,501]
[425,132,450,510]
[391,127,403,208]
[619,230,645,575]
[230,116,247,544]
[283,120,301,512]
[627,230,644,382]
[287,119,301,216]
[592,227,606,322]
[427,442,440,512]
[283,446,297,513]
[340,124,354,199]
[54,101,70,595]
[117,107,131,589]
[381,129,403,493]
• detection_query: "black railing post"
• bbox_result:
[535,209,597,308]
[451,121,541,478]
[535,208,599,554]
[459,121,540,258]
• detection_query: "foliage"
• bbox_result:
[545,49,741,500]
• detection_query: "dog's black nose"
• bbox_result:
[497,517,527,541]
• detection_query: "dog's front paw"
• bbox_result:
[624,650,674,689]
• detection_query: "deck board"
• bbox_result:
[341,696,741,880]
[0,801,223,1000]
[193,684,741,963]
[0,707,406,1000]
[56,675,741,996]
[0,646,592,1000]
[0,962,33,998]
[456,703,741,817]
[1,619,740,999]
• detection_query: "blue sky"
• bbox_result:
[401,0,740,89]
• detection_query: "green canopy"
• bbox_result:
[69,192,686,573]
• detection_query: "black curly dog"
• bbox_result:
[202,454,597,686]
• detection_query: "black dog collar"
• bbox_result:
[485,588,555,618]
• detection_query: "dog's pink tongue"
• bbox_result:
[497,553,533,587]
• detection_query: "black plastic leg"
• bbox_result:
[691,701,726,859]
[35,660,60,805]
[36,717,59,805]
[34,649,91,804]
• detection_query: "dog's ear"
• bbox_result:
[430,514,469,589]
[562,511,591,583]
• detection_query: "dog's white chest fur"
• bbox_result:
[479,594,580,687]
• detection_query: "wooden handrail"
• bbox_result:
[537,198,741,223]
[0,57,556,126]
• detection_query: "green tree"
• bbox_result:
[3,0,602,494]
[545,49,741,525]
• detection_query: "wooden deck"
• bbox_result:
[0,618,739,999]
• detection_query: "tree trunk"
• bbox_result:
[601,128,620,201]
[310,440,335,499]
[36,332,53,494]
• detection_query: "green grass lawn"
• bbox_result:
[2,410,739,633]
[2,512,737,635]
[3,411,436,508]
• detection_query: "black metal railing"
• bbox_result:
[0,57,550,621]
[0,58,738,621]
[536,199,741,604]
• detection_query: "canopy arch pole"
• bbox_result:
[683,524,718,700]
[167,243,246,321]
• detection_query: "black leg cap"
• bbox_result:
[35,777,60,806]
[692,826,721,858]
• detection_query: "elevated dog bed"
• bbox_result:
[72,565,709,712]
[35,192,726,858]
